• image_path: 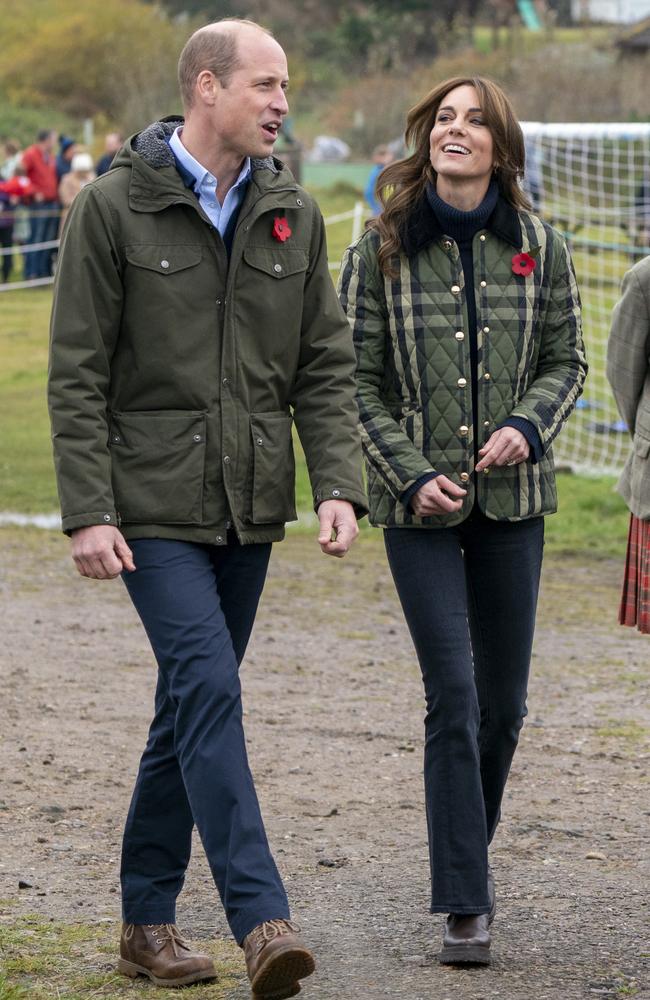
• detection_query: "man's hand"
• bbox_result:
[475,427,530,472]
[411,475,467,517]
[317,499,359,558]
[70,525,136,579]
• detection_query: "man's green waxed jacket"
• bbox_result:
[48,118,367,543]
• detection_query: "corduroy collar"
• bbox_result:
[400,187,523,257]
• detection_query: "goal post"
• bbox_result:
[520,122,650,477]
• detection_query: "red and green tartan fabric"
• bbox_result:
[619,513,650,634]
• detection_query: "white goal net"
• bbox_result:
[521,122,650,477]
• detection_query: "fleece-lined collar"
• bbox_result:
[400,185,523,258]
[109,116,289,215]
[128,116,278,175]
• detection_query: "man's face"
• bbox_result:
[208,32,289,161]
[106,133,122,154]
[42,131,57,154]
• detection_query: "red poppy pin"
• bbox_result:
[272,216,292,242]
[511,246,540,276]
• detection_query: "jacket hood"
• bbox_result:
[113,117,282,174]
[109,116,288,214]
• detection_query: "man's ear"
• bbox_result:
[195,70,219,107]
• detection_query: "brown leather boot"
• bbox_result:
[243,919,315,1000]
[439,913,491,965]
[117,923,217,987]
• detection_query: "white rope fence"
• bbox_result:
[0,201,366,292]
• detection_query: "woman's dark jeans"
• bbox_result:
[384,508,544,914]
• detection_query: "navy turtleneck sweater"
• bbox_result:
[400,181,542,511]
[427,181,499,428]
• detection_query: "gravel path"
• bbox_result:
[1,527,649,999]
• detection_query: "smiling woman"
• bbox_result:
[338,74,587,969]
[428,86,495,200]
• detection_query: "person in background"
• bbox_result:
[364,143,394,216]
[22,128,59,278]
[634,177,649,260]
[1,139,23,181]
[58,151,95,234]
[0,168,36,283]
[0,140,23,282]
[607,255,650,633]
[95,131,123,176]
[56,136,78,181]
[339,75,586,967]
[0,185,17,283]
[523,134,543,214]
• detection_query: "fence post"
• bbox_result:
[352,201,365,242]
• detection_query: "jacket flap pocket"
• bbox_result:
[109,409,206,524]
[243,247,308,279]
[124,244,202,275]
[249,410,297,524]
[634,434,650,459]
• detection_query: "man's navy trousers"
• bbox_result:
[120,537,290,944]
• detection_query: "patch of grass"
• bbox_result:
[545,472,629,559]
[595,721,648,743]
[0,914,241,1000]
[0,290,57,513]
[0,974,28,1000]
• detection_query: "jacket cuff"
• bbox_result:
[61,509,119,537]
[400,471,440,511]
[499,417,543,464]
[313,487,369,519]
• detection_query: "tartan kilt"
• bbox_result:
[619,513,650,633]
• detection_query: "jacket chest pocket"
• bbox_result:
[124,244,203,289]
[242,247,308,281]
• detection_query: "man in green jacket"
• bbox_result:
[48,18,366,997]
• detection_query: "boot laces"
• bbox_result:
[146,923,190,955]
[252,919,301,955]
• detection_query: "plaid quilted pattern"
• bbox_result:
[338,213,587,527]
[619,513,650,633]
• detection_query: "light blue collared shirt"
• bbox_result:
[169,126,251,236]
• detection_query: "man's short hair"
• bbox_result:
[37,128,53,143]
[178,18,273,109]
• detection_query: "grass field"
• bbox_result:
[0,188,631,559]
[0,909,241,1000]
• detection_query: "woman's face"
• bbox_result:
[429,85,495,186]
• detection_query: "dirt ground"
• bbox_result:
[1,526,649,1000]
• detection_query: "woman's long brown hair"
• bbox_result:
[374,76,531,276]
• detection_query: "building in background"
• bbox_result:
[572,0,650,22]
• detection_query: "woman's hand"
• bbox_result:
[411,475,467,516]
[475,427,529,472]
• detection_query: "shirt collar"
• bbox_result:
[168,126,251,193]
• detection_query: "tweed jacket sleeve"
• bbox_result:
[606,259,650,435]
[509,234,587,452]
[338,243,436,500]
